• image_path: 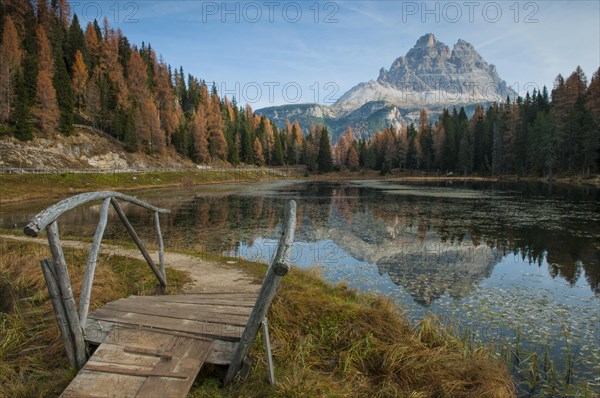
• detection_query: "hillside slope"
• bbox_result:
[0,126,195,170]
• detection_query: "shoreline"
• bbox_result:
[1,169,598,205]
[0,235,516,397]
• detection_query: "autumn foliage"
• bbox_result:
[0,2,597,176]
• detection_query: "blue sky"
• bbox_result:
[69,1,600,109]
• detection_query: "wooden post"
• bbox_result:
[154,212,166,281]
[111,198,167,292]
[262,318,275,385]
[46,221,87,369]
[224,200,296,385]
[79,197,111,326]
[40,259,77,367]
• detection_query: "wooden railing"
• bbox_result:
[24,191,170,369]
[224,200,297,385]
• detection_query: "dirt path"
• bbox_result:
[0,234,261,294]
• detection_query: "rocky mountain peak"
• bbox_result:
[258,34,516,141]
[415,33,437,48]
[337,34,515,110]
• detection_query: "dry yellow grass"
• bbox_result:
[1,238,515,397]
[192,266,516,398]
[0,238,190,397]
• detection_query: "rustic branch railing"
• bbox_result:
[24,191,171,369]
[224,200,297,385]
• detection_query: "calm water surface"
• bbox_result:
[2,179,599,395]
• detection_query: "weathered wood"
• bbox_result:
[127,296,256,307]
[135,338,212,397]
[101,300,251,326]
[79,197,111,326]
[262,317,275,385]
[40,259,77,367]
[154,212,166,280]
[60,371,146,398]
[271,200,297,277]
[92,343,164,367]
[89,308,245,341]
[123,347,173,360]
[122,299,255,316]
[61,328,212,398]
[206,340,237,365]
[83,320,239,365]
[46,221,88,369]
[128,293,257,306]
[24,191,170,237]
[224,200,297,385]
[110,198,167,292]
[83,363,189,379]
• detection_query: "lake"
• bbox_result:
[2,179,599,396]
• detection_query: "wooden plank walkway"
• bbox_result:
[24,193,297,396]
[61,292,258,397]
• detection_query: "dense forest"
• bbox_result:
[0,1,598,176]
[0,0,306,168]
[339,74,600,177]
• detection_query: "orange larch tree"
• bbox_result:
[253,137,265,166]
[32,25,59,133]
[0,15,23,123]
[71,50,88,111]
[207,89,227,159]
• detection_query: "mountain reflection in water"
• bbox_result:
[2,180,599,392]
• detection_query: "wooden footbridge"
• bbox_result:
[24,191,297,397]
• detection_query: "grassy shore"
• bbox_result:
[0,237,515,397]
[0,168,291,204]
[2,168,599,205]
[0,238,190,397]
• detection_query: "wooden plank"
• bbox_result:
[79,197,111,326]
[61,328,212,398]
[60,371,146,398]
[83,363,189,379]
[206,340,237,365]
[136,339,212,397]
[126,295,256,307]
[84,319,217,346]
[101,301,251,326]
[102,328,178,351]
[127,293,259,300]
[128,292,258,301]
[61,392,114,398]
[123,347,173,360]
[83,318,110,344]
[89,343,162,368]
[84,321,236,365]
[119,299,255,316]
[225,199,297,385]
[170,292,260,297]
[89,309,245,341]
[25,191,170,237]
[105,297,255,317]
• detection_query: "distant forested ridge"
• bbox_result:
[335,68,600,177]
[0,1,598,176]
